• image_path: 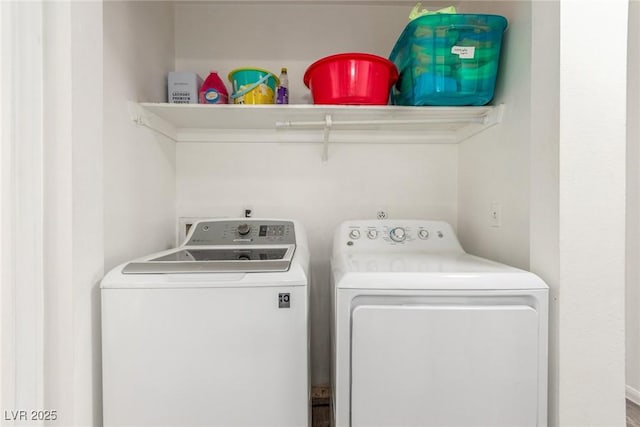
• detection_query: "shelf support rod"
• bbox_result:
[276,116,486,129]
[322,114,332,164]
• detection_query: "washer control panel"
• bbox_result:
[186,220,295,245]
[341,220,462,252]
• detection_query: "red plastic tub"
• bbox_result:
[303,53,399,105]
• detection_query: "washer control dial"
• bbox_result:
[389,227,407,242]
[418,229,430,240]
[237,223,251,236]
[367,229,379,240]
[349,229,361,240]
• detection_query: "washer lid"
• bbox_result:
[122,245,295,274]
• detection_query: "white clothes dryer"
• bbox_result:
[101,219,310,427]
[331,220,548,427]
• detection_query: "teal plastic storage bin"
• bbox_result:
[389,14,508,106]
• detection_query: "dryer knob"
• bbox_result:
[390,227,407,242]
[367,229,378,240]
[349,229,361,240]
[418,229,430,240]
[237,223,251,236]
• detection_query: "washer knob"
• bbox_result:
[349,229,361,240]
[418,229,430,240]
[367,229,378,240]
[237,223,251,236]
[389,227,406,242]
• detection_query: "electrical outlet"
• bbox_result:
[489,203,501,227]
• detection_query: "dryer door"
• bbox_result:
[351,299,540,427]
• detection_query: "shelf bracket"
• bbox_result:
[455,103,505,143]
[486,103,505,125]
[322,113,332,164]
[128,101,178,141]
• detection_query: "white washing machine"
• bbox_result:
[331,220,548,427]
[101,219,310,427]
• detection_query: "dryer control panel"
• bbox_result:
[185,219,296,245]
[337,220,463,252]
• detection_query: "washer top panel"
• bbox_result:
[152,248,288,262]
[122,245,295,274]
[121,219,299,275]
[186,219,295,246]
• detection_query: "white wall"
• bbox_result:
[63,4,105,422]
[529,1,560,424]
[4,2,107,425]
[1,0,47,416]
[457,1,532,270]
[103,1,177,272]
[627,0,640,406]
[1,2,105,425]
[557,1,627,425]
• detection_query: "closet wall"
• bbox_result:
[103,1,177,272]
[529,1,560,422]
[627,0,640,406]
[554,1,627,424]
[457,1,531,270]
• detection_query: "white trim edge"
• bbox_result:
[627,385,640,406]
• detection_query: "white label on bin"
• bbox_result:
[452,46,476,59]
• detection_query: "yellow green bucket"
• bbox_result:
[228,68,279,104]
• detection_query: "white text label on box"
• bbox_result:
[451,46,476,59]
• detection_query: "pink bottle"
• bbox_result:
[199,71,229,104]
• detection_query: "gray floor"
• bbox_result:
[311,386,330,427]
[313,399,640,427]
[312,404,330,427]
[628,399,640,427]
